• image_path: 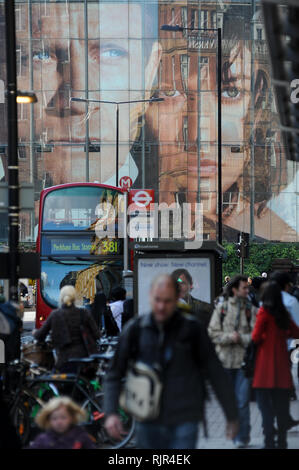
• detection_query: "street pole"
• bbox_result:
[5,0,19,302]
[122,189,133,297]
[116,104,119,187]
[123,190,129,273]
[240,256,244,275]
[28,0,35,241]
[84,0,89,182]
[249,0,256,239]
[217,27,222,246]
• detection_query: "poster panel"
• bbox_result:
[137,255,211,315]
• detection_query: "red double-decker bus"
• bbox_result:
[36,183,124,328]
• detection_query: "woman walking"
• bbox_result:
[34,285,100,372]
[252,281,299,449]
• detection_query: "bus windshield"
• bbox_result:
[42,186,123,231]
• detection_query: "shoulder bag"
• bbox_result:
[119,321,163,422]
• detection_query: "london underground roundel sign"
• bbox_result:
[128,189,154,211]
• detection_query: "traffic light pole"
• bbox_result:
[116,104,119,187]
[236,232,249,275]
[122,189,133,297]
[217,27,222,246]
[240,256,244,275]
[5,0,19,302]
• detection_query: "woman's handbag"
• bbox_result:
[22,341,55,370]
[119,361,163,422]
[242,340,257,378]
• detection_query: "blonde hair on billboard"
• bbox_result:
[35,397,86,430]
[59,285,76,307]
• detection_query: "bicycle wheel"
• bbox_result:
[10,398,31,446]
[82,392,135,449]
[11,382,58,446]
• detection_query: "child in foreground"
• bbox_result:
[28,396,96,449]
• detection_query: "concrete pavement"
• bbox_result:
[22,309,35,330]
[197,371,299,449]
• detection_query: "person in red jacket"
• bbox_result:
[252,281,299,449]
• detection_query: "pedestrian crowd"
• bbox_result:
[0,269,298,450]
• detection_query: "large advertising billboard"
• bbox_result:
[0,0,298,243]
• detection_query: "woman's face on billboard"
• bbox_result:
[24,2,160,184]
[151,42,251,217]
[198,44,251,214]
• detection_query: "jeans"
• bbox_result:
[135,421,199,449]
[255,388,290,449]
[226,368,251,444]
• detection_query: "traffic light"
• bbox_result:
[236,241,242,258]
[236,232,250,258]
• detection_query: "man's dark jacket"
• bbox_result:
[104,310,238,426]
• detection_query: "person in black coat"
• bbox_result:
[91,291,107,329]
[34,285,100,371]
[0,302,22,448]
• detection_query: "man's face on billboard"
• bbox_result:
[177,273,192,299]
[25,2,160,184]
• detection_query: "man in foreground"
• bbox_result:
[104,274,238,449]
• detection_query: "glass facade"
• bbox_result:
[0,0,298,243]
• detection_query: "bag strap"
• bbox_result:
[220,301,228,330]
[128,319,140,360]
[245,301,252,329]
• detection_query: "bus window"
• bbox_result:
[42,186,122,231]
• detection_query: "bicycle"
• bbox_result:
[2,360,59,445]
[6,352,135,448]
